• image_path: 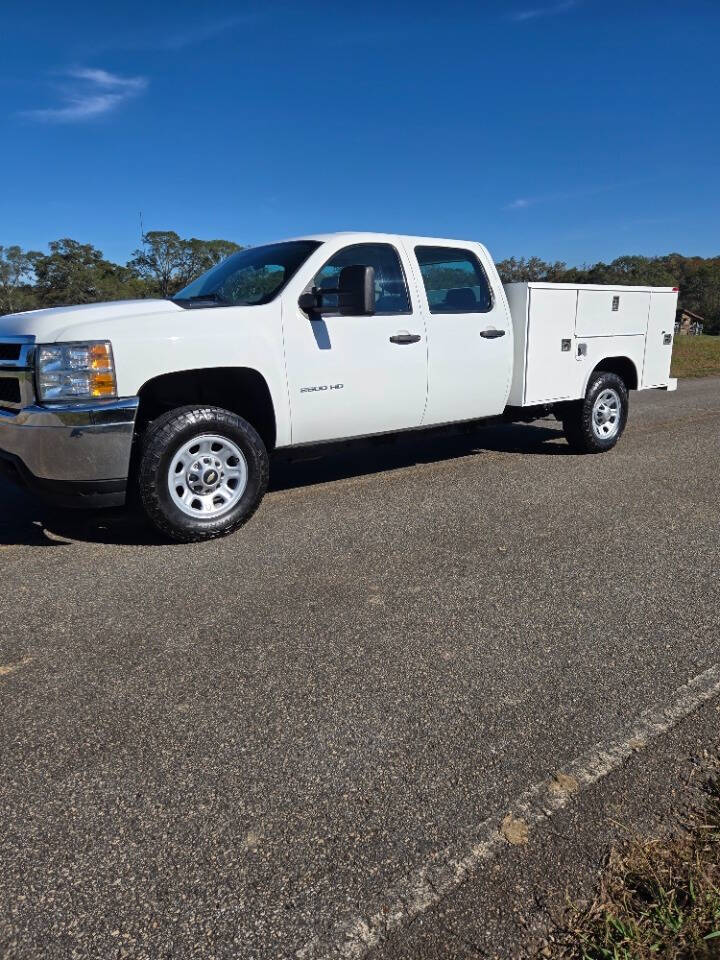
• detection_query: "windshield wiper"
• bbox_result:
[173,292,229,307]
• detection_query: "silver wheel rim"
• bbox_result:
[168,434,248,519]
[591,388,622,440]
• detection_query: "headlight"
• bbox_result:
[36,341,117,402]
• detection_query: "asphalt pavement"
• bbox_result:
[1,377,719,959]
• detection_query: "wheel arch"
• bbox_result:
[585,355,639,394]
[136,366,277,451]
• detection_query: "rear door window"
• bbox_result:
[415,246,493,313]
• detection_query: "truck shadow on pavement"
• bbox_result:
[0,422,569,547]
[269,421,570,492]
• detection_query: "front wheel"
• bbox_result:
[138,406,269,542]
[561,372,629,454]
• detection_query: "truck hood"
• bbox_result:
[0,299,183,342]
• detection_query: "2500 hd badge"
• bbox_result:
[300,384,344,393]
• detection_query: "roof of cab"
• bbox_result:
[280,232,494,262]
[288,230,487,246]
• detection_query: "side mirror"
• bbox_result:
[298,264,376,317]
[337,264,375,316]
[298,291,319,313]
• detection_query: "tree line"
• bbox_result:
[0,232,242,315]
[499,254,720,332]
[1,232,719,332]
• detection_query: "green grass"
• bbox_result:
[671,335,720,379]
[552,774,720,960]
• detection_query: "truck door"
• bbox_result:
[283,242,427,444]
[408,243,513,425]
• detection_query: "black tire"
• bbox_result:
[561,371,629,454]
[137,405,269,543]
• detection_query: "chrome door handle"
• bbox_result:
[480,328,506,339]
[389,332,421,344]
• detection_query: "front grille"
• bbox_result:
[0,343,22,363]
[0,378,21,404]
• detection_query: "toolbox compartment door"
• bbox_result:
[524,288,578,405]
[641,291,675,387]
[575,289,649,337]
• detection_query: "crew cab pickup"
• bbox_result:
[0,232,678,541]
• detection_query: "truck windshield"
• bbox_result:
[172,240,322,308]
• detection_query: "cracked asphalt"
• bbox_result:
[1,377,719,959]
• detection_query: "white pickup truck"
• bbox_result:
[0,232,678,541]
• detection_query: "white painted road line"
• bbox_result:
[0,656,33,678]
[298,663,720,960]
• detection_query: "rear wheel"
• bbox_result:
[561,371,629,453]
[138,405,269,542]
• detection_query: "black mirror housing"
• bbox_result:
[299,264,376,317]
[337,264,375,316]
[298,292,318,313]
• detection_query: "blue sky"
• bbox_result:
[2,0,718,267]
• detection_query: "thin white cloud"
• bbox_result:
[504,175,662,212]
[21,68,147,123]
[510,0,579,22]
[142,15,254,51]
[504,183,620,211]
[67,68,145,89]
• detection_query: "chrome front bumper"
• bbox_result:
[0,398,139,483]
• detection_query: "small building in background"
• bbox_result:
[675,308,705,336]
